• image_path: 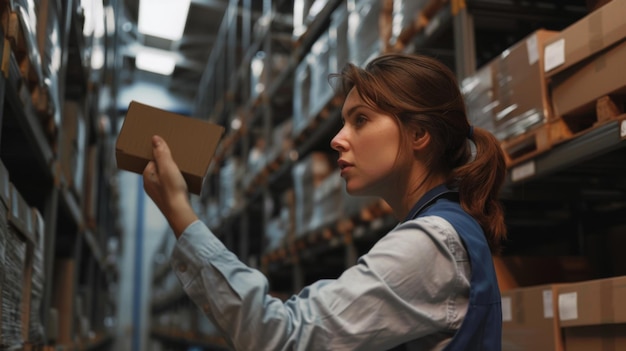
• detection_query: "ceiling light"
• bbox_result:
[138,0,190,41]
[136,50,176,75]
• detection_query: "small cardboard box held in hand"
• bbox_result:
[115,101,225,195]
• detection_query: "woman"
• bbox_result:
[143,53,506,350]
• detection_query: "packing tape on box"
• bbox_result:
[600,279,613,324]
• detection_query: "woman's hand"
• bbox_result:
[143,135,198,238]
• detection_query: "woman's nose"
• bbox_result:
[330,129,346,152]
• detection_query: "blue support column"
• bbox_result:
[132,176,145,351]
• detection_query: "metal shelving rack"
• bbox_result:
[0,0,121,349]
[149,0,626,349]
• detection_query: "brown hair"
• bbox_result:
[332,53,506,253]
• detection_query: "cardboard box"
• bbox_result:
[493,255,593,292]
[563,324,626,351]
[501,284,564,351]
[557,275,626,327]
[551,39,626,118]
[116,101,225,195]
[557,276,626,351]
[544,0,626,78]
[462,30,557,141]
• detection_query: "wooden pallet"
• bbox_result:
[558,94,625,142]
[500,121,559,167]
[501,95,625,167]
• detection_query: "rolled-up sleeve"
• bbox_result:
[170,216,470,351]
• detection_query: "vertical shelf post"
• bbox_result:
[452,0,476,81]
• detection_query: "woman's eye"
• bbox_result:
[355,115,367,126]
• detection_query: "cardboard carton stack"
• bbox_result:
[462,30,558,142]
[347,0,382,67]
[0,162,9,346]
[545,0,626,132]
[292,56,313,137]
[2,184,33,348]
[28,209,45,343]
[291,152,333,238]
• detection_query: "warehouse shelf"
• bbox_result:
[59,183,83,229]
[150,328,229,351]
[262,203,396,273]
[83,228,105,272]
[2,43,55,181]
[152,3,626,348]
[506,118,626,185]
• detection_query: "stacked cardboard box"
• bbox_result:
[52,259,75,345]
[60,100,87,198]
[347,0,382,67]
[545,0,626,129]
[462,30,558,141]
[28,209,45,342]
[35,0,61,132]
[501,284,563,350]
[309,169,343,234]
[328,2,348,74]
[557,276,626,350]
[292,56,313,137]
[309,32,334,119]
[2,184,33,348]
[264,190,295,253]
[292,152,333,237]
[0,162,9,346]
[219,157,243,218]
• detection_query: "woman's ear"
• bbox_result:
[412,127,430,151]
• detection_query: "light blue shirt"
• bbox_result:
[170,216,471,351]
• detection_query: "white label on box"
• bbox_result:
[511,161,536,182]
[620,120,626,139]
[558,292,578,321]
[544,38,565,72]
[501,297,512,322]
[543,290,554,318]
[526,34,539,65]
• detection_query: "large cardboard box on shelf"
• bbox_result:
[543,0,626,79]
[556,275,626,351]
[493,255,594,292]
[551,38,626,119]
[462,30,558,141]
[52,258,76,345]
[116,101,225,195]
[59,100,86,196]
[293,55,313,137]
[292,152,333,237]
[501,284,565,351]
[309,32,334,118]
[347,0,382,66]
[0,160,8,342]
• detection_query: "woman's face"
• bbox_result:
[331,88,404,198]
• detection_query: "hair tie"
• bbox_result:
[468,125,474,140]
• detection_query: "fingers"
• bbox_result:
[143,160,156,178]
[152,135,171,164]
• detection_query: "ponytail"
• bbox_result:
[451,127,507,254]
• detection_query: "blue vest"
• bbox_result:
[397,184,502,351]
